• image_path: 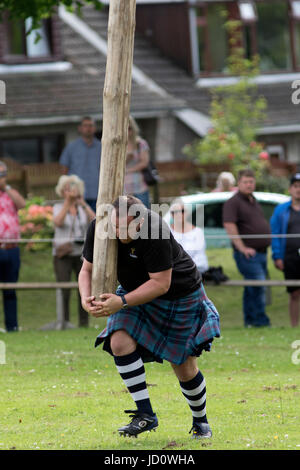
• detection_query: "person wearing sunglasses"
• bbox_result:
[0,161,26,332]
[169,201,209,275]
[124,116,150,208]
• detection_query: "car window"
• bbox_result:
[193,203,223,229]
[204,203,223,228]
[192,200,280,229]
[260,202,277,221]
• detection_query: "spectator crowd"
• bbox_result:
[1,116,300,332]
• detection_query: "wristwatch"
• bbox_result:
[120,294,128,310]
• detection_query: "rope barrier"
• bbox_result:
[0,233,300,244]
[1,280,300,289]
[0,282,78,289]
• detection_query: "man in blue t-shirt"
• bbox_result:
[59,116,101,212]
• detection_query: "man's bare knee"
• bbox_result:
[291,289,300,301]
[110,330,137,356]
[171,356,198,382]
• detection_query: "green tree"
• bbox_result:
[183,19,269,176]
[0,0,102,32]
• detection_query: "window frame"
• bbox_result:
[192,0,300,76]
[238,1,258,24]
[289,0,300,70]
[193,0,231,76]
[0,13,62,65]
[265,142,287,162]
[0,134,65,165]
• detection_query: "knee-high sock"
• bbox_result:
[114,350,154,416]
[179,370,208,424]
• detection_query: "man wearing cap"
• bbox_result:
[0,161,26,332]
[270,173,300,327]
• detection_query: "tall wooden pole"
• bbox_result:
[92,0,137,298]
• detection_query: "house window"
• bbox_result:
[194,0,297,75]
[293,24,300,68]
[0,14,61,64]
[266,144,286,162]
[24,18,51,58]
[238,1,257,22]
[256,1,292,71]
[291,0,300,17]
[0,135,64,164]
[291,0,300,68]
[5,18,51,60]
[196,3,229,74]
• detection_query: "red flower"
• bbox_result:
[227,153,235,160]
[259,151,269,160]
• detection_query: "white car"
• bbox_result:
[163,191,290,248]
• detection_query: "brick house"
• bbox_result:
[0,0,300,198]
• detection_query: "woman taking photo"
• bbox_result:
[124,116,150,208]
[53,174,95,327]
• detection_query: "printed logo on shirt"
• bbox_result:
[129,247,138,259]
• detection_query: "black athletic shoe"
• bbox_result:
[190,422,212,439]
[118,410,158,437]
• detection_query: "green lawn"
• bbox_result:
[1,247,293,331]
[0,248,299,450]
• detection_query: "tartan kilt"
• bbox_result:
[95,282,220,365]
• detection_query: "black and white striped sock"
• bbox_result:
[114,350,154,416]
[179,370,208,425]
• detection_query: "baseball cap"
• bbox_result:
[290,173,300,185]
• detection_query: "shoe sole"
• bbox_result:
[119,425,158,438]
[191,432,212,439]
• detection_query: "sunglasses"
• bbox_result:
[171,209,185,215]
[0,171,7,178]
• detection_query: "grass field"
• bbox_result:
[0,247,299,450]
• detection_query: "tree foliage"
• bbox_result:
[183,18,269,176]
[0,0,102,31]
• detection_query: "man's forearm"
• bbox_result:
[124,279,169,307]
[223,222,246,252]
[78,268,92,299]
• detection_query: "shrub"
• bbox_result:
[183,18,271,179]
[19,197,54,251]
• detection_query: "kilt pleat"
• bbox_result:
[95,283,220,365]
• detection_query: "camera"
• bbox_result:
[74,238,84,245]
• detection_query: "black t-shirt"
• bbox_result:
[82,210,201,300]
[285,207,300,258]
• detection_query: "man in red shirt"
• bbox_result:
[0,161,26,332]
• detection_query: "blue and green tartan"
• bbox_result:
[95,283,220,365]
